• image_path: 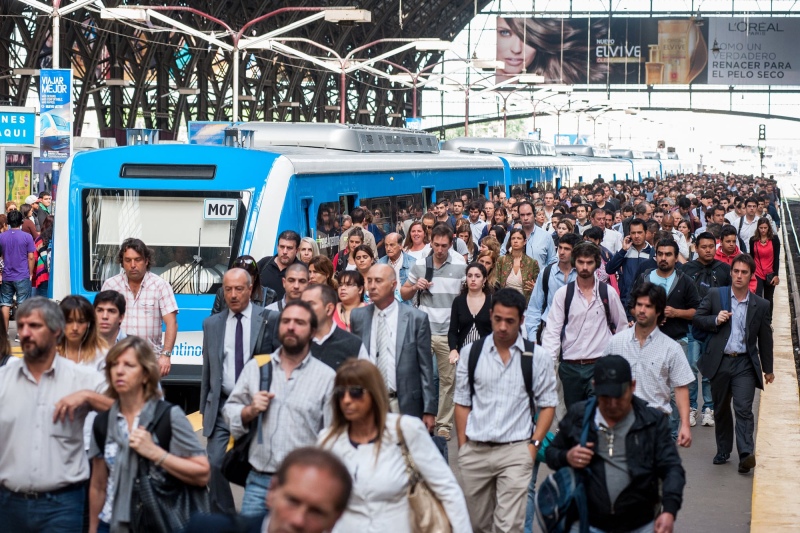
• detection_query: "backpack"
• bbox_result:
[468,336,538,428]
[535,264,555,344]
[413,254,435,308]
[221,354,273,486]
[560,281,616,343]
[93,400,173,455]
[693,287,731,343]
[535,397,595,533]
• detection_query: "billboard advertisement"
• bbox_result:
[496,16,796,86]
[39,68,72,162]
[0,111,36,145]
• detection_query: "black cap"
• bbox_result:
[594,355,632,398]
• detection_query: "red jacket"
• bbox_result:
[714,245,757,292]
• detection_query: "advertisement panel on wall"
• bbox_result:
[5,152,32,206]
[39,68,72,162]
[0,111,36,145]
[495,16,796,86]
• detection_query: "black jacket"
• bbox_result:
[545,397,685,533]
[680,259,732,299]
[631,269,701,339]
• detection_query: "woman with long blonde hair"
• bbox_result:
[318,360,470,532]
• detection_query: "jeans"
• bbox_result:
[687,328,713,411]
[0,278,32,306]
[35,281,49,298]
[523,461,541,533]
[0,482,86,532]
[97,521,110,533]
[242,470,272,517]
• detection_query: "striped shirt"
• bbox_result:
[406,250,466,336]
[101,271,178,352]
[604,326,694,414]
[223,349,334,474]
[454,334,558,443]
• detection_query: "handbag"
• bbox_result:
[222,354,273,486]
[130,401,210,533]
[395,416,452,533]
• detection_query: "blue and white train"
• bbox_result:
[52,123,685,386]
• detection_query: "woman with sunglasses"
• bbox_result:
[334,271,367,331]
[402,221,430,261]
[318,359,470,533]
[210,255,276,315]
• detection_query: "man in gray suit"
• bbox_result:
[200,268,279,512]
[351,264,436,430]
[693,253,774,473]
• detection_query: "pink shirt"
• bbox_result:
[102,271,178,351]
[752,239,774,280]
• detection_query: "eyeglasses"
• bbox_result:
[423,225,433,230]
[334,386,366,401]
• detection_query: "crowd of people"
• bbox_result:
[0,173,782,533]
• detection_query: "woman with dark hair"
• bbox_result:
[334,228,364,274]
[58,295,108,370]
[448,263,493,364]
[88,337,209,533]
[308,255,337,289]
[496,17,608,84]
[318,360,470,532]
[749,216,781,312]
[477,249,499,290]
[456,219,478,263]
[210,255,276,314]
[492,206,510,229]
[489,225,507,248]
[19,203,38,239]
[34,214,54,297]
[334,270,366,331]
[352,244,375,280]
[495,228,539,304]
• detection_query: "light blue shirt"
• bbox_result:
[649,269,676,294]
[524,264,578,339]
[500,225,556,272]
[724,289,749,354]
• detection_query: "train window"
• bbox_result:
[82,189,248,294]
[315,201,341,259]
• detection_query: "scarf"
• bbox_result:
[108,398,159,533]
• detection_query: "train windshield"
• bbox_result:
[82,189,250,294]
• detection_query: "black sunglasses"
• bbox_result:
[334,386,366,401]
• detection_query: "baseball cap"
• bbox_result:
[593,355,632,398]
[24,195,39,205]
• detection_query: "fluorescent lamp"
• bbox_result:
[414,40,451,51]
[323,9,371,24]
[472,59,504,70]
[176,87,200,95]
[101,7,149,22]
[518,74,545,84]
[13,68,39,76]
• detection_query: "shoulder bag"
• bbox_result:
[395,416,452,533]
[131,401,210,533]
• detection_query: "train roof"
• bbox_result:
[440,137,556,157]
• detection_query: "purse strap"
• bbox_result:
[395,416,422,487]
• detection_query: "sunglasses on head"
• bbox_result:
[334,386,366,401]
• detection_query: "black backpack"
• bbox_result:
[560,281,616,343]
[468,336,538,426]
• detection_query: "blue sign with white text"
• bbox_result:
[0,112,36,145]
[39,68,72,162]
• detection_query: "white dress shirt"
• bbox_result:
[369,300,399,392]
[602,228,623,254]
[222,302,253,396]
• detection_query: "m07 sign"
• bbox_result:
[204,198,238,220]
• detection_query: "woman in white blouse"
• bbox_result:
[319,360,471,533]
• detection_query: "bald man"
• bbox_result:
[350,264,436,429]
[377,232,415,305]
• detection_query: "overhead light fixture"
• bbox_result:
[517,74,545,84]
[100,7,149,22]
[278,101,299,107]
[471,59,505,71]
[357,109,371,115]
[324,105,340,111]
[104,79,133,87]
[323,9,371,24]
[414,39,451,51]
[387,112,403,118]
[239,95,256,102]
[176,87,199,95]
[13,68,39,77]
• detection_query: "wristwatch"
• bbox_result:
[159,351,171,358]
[529,438,541,448]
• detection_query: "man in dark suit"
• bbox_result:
[200,268,279,513]
[693,253,774,474]
[351,263,436,430]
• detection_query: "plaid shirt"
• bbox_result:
[102,271,178,352]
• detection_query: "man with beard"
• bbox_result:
[0,298,113,531]
[541,242,628,409]
[224,301,335,516]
